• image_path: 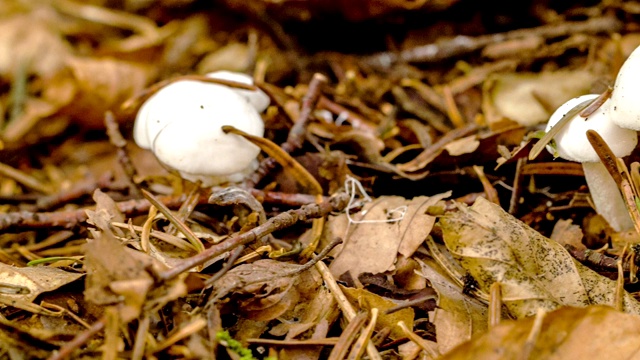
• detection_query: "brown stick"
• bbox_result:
[158,192,349,281]
[365,16,622,67]
[0,189,329,232]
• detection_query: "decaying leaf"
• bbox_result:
[418,258,488,354]
[550,219,585,250]
[444,135,480,156]
[56,56,154,128]
[440,305,640,359]
[0,262,83,314]
[340,285,414,340]
[440,197,640,318]
[213,259,321,322]
[84,231,153,305]
[482,70,594,129]
[85,230,186,322]
[327,192,449,279]
[0,11,71,80]
[85,189,125,233]
[269,270,339,340]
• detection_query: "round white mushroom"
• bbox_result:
[546,94,638,231]
[206,71,270,112]
[133,72,268,186]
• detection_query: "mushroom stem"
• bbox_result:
[582,161,634,232]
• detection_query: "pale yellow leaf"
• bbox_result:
[440,306,640,359]
[440,197,640,318]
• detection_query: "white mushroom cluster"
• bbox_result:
[133,71,269,186]
[545,46,640,231]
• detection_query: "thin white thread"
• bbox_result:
[344,176,407,225]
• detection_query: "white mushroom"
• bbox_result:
[133,72,268,186]
[610,45,640,130]
[546,94,638,231]
[206,71,270,112]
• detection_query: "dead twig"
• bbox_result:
[365,16,622,67]
[0,188,329,232]
[104,111,141,198]
[244,73,327,187]
[158,193,349,281]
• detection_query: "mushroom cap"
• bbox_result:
[610,45,640,130]
[206,71,270,112]
[545,94,638,163]
[133,79,264,181]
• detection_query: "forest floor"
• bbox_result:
[1,1,640,359]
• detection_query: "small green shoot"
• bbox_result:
[216,330,255,360]
[27,257,83,266]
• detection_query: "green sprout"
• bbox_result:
[216,330,255,360]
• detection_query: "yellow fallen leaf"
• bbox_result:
[440,197,640,317]
[440,305,640,360]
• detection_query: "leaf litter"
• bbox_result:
[1,1,640,359]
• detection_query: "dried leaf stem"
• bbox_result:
[327,312,368,360]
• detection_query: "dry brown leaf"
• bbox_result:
[418,258,488,354]
[341,285,414,340]
[440,305,640,359]
[327,193,449,279]
[214,259,319,322]
[57,56,154,128]
[84,232,153,306]
[109,277,153,322]
[197,43,251,74]
[85,189,125,233]
[482,70,594,129]
[0,12,71,80]
[0,262,83,304]
[444,135,480,156]
[440,197,640,318]
[550,219,585,250]
[269,286,336,337]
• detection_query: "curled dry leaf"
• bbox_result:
[326,192,450,280]
[440,305,640,359]
[0,262,83,313]
[3,56,153,143]
[269,286,337,338]
[85,189,125,232]
[440,197,640,318]
[269,269,338,339]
